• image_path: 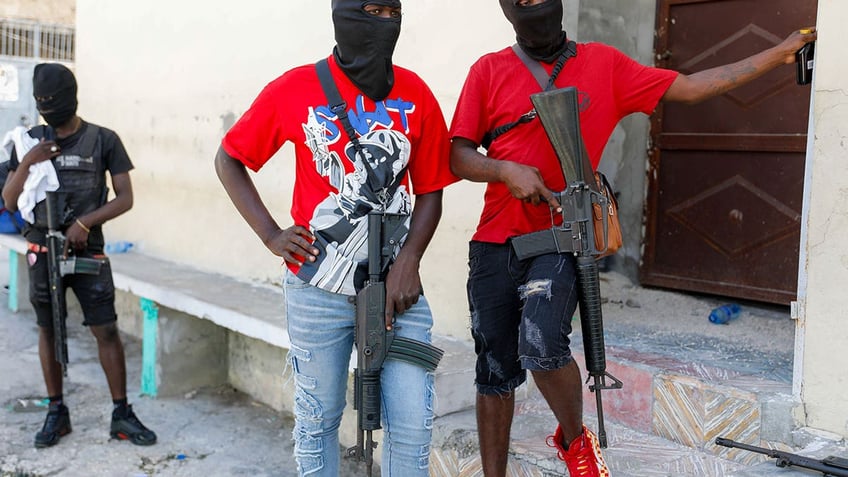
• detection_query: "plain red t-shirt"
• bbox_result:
[450,42,678,244]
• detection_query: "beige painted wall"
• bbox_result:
[74,1,520,340]
[73,0,848,437]
[797,0,848,438]
[0,0,75,24]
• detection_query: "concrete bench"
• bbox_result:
[0,232,475,421]
[0,232,291,403]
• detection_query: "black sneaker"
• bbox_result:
[34,404,72,448]
[110,404,157,445]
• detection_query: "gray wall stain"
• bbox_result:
[221,111,236,133]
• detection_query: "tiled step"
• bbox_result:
[573,339,796,459]
[426,270,826,475]
[432,404,847,477]
[428,319,800,475]
[430,407,756,476]
[431,402,847,477]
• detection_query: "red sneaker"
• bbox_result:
[547,424,610,477]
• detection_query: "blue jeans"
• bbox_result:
[284,270,435,477]
[467,241,579,396]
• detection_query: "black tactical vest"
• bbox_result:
[29,123,105,234]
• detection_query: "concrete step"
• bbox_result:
[429,333,845,476]
[427,340,797,476]
[572,338,796,459]
[430,408,753,476]
[430,403,848,476]
[425,270,820,475]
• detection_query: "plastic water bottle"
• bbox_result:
[104,241,134,254]
[709,303,741,325]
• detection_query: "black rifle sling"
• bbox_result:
[315,59,413,218]
[481,41,577,149]
[315,59,383,192]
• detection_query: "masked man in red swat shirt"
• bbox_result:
[215,2,457,476]
[449,1,816,476]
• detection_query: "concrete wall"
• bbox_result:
[73,0,848,440]
[0,0,75,25]
[0,0,76,133]
[797,0,848,438]
[74,1,516,340]
[576,0,658,278]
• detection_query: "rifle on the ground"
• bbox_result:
[716,437,848,476]
[346,210,444,477]
[510,86,622,448]
[45,191,106,376]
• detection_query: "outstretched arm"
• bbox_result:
[663,27,817,104]
[214,145,318,265]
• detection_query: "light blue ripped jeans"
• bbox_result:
[283,269,435,477]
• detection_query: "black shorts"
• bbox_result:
[26,249,117,328]
[466,241,579,396]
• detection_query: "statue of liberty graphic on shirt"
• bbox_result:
[301,106,411,295]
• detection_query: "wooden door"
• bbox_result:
[641,0,817,305]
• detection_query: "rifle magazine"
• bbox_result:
[387,336,444,371]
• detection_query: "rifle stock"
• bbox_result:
[347,211,444,477]
[510,87,622,448]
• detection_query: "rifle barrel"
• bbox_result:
[576,256,621,448]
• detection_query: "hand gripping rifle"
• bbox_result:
[716,438,848,476]
[510,86,622,448]
[45,191,107,376]
[346,210,445,477]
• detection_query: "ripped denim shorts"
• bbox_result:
[466,240,579,396]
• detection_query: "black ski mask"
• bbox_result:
[332,0,402,102]
[500,0,568,63]
[33,63,78,128]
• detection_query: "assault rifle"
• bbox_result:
[45,191,106,376]
[716,437,848,476]
[346,211,444,477]
[510,86,622,448]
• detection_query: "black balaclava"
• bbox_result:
[33,63,78,128]
[500,0,568,63]
[332,0,402,102]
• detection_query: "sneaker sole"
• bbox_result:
[34,426,72,448]
[110,431,157,446]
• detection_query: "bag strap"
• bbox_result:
[512,44,554,90]
[481,41,577,149]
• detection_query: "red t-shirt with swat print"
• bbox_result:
[223,55,457,295]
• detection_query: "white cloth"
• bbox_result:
[0,126,59,223]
